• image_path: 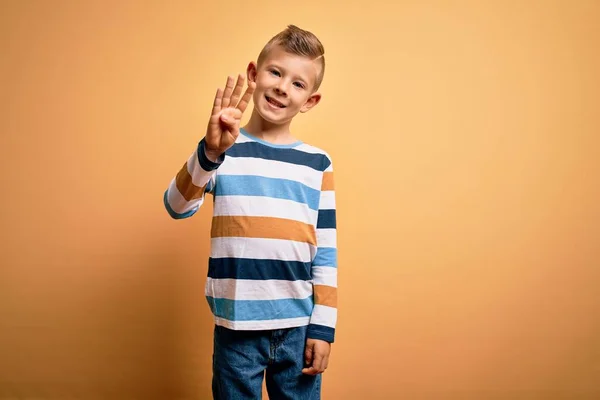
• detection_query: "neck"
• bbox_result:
[242,109,297,145]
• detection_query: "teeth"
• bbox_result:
[267,96,284,108]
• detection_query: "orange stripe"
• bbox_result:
[314,285,337,307]
[321,171,334,191]
[175,162,207,201]
[211,216,317,246]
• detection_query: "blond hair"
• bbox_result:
[257,25,325,91]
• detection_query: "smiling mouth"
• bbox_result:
[265,96,286,108]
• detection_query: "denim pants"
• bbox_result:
[212,324,321,399]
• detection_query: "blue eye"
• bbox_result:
[294,82,305,89]
[270,70,280,77]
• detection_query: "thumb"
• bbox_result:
[220,113,233,124]
[220,108,242,123]
[220,113,241,132]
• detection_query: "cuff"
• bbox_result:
[307,324,335,343]
[197,138,225,171]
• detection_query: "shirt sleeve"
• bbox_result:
[307,156,338,343]
[163,138,224,219]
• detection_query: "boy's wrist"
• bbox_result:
[204,147,221,163]
[307,324,335,344]
[198,138,224,170]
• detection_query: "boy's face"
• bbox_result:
[247,45,322,126]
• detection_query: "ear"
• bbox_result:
[300,92,321,113]
[247,61,258,84]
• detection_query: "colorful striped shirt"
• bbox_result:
[163,129,338,343]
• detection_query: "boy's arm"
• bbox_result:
[307,158,338,343]
[163,139,222,219]
[163,74,255,219]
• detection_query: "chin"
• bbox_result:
[259,114,288,125]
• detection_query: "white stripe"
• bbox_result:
[236,133,254,143]
[311,266,337,287]
[206,278,313,300]
[211,237,316,262]
[166,179,203,214]
[309,305,337,328]
[187,151,216,188]
[319,190,336,210]
[214,316,310,330]
[213,195,318,225]
[219,156,322,190]
[316,228,336,248]
[295,143,329,156]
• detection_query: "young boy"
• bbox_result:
[163,25,337,399]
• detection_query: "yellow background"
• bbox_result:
[1,0,599,399]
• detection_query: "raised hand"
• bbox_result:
[205,74,255,159]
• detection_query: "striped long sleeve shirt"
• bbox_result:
[163,129,338,343]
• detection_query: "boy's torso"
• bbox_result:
[205,130,331,331]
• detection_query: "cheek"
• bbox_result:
[257,72,273,85]
[291,93,309,108]
[255,79,271,94]
[251,91,263,107]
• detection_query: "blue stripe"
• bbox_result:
[313,247,337,267]
[208,257,312,281]
[307,324,335,343]
[215,175,321,210]
[226,142,330,171]
[206,296,314,321]
[205,179,214,194]
[197,138,224,171]
[163,190,197,219]
[317,209,336,229]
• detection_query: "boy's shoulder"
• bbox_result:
[294,141,334,171]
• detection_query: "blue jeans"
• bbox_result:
[212,324,321,399]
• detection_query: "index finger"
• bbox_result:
[229,74,246,108]
[236,81,256,113]
[302,366,319,375]
[211,88,224,116]
[221,76,235,109]
[308,352,324,374]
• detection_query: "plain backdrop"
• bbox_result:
[1,0,599,399]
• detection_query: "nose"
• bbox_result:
[274,81,289,96]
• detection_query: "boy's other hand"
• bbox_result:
[302,338,331,375]
[205,74,255,158]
